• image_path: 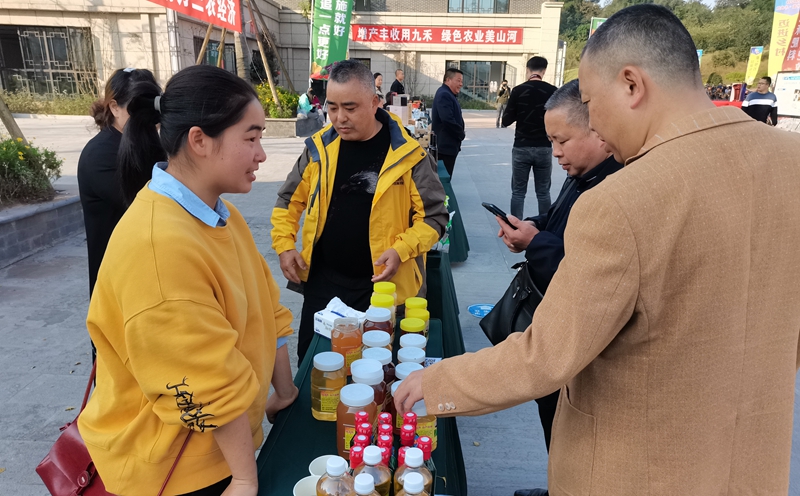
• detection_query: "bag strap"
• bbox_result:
[81,361,194,496]
[157,431,194,496]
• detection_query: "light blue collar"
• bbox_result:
[148,162,230,228]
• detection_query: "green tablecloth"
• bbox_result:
[426,251,466,358]
[256,320,467,495]
[437,160,470,263]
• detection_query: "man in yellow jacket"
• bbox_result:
[271,60,448,362]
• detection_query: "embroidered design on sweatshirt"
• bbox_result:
[167,378,218,432]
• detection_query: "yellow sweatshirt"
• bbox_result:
[78,187,293,495]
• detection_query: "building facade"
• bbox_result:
[0,0,562,103]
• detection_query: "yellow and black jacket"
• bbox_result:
[271,109,448,304]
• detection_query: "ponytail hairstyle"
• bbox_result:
[90,68,157,129]
[117,65,259,206]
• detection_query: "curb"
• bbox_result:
[0,194,84,269]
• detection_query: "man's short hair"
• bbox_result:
[444,68,463,83]
[761,76,772,85]
[502,79,508,83]
[582,4,702,89]
[527,56,548,73]
[329,59,376,94]
[544,80,589,131]
[395,69,404,76]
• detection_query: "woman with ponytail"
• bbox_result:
[78,65,297,496]
[78,68,160,295]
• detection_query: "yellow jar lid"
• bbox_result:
[400,317,426,333]
[405,297,427,310]
[406,308,430,322]
[370,293,394,308]
[373,281,397,295]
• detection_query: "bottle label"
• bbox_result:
[345,348,362,368]
[320,390,340,412]
[343,425,356,452]
[396,411,404,429]
[417,419,437,450]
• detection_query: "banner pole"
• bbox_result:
[217,28,228,68]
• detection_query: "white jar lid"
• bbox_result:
[400,333,427,349]
[326,455,348,477]
[404,447,423,468]
[397,347,425,364]
[362,347,392,365]
[403,472,424,494]
[391,379,403,395]
[354,473,376,495]
[350,359,384,386]
[313,352,345,372]
[339,383,374,408]
[363,445,382,465]
[362,330,391,348]
[365,306,392,322]
[395,362,424,381]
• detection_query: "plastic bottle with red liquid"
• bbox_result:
[400,424,416,447]
[349,445,365,471]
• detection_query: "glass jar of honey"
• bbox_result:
[332,317,363,376]
[351,358,387,415]
[397,347,425,365]
[369,294,396,325]
[404,309,429,338]
[404,297,427,312]
[363,307,394,341]
[399,318,425,339]
[362,330,392,351]
[337,384,377,459]
[311,351,346,421]
[362,347,395,386]
[399,333,426,352]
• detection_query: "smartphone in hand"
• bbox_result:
[481,202,517,230]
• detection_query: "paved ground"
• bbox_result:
[2,111,800,494]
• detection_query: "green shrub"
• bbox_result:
[707,72,724,85]
[724,71,746,83]
[457,94,496,110]
[712,50,736,68]
[1,91,94,115]
[255,84,300,119]
[0,137,63,204]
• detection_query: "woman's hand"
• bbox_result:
[265,384,299,424]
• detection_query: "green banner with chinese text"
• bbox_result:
[311,0,353,79]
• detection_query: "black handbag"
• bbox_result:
[480,261,544,346]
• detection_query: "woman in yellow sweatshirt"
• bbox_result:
[77,65,298,496]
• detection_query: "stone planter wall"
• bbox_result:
[263,117,298,138]
[0,194,84,269]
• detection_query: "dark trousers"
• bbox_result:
[178,477,232,496]
[297,267,373,364]
[510,146,552,218]
[438,153,458,178]
[535,389,561,452]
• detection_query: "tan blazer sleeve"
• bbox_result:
[422,188,640,416]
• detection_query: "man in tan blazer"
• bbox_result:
[395,5,800,495]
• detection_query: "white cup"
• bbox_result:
[293,475,321,496]
[308,454,336,476]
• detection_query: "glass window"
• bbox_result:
[495,0,509,13]
[464,0,479,13]
[448,0,508,12]
[448,0,462,12]
[479,0,494,13]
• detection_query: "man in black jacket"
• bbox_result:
[431,68,465,177]
[496,79,623,496]
[390,69,405,95]
[502,56,557,218]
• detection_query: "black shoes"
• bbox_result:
[514,490,548,496]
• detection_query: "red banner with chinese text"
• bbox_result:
[351,25,523,45]
[782,14,800,71]
[146,0,242,33]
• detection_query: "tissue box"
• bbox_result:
[313,309,347,339]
